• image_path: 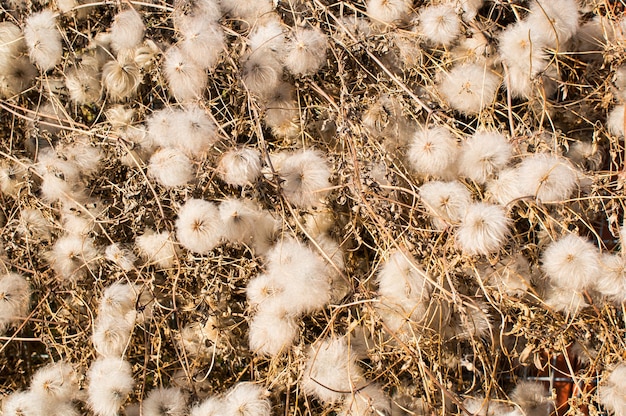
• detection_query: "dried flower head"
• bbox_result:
[136,230,178,269]
[223,383,271,416]
[148,147,194,188]
[24,10,63,71]
[418,3,461,46]
[541,234,600,291]
[407,125,459,179]
[177,19,224,70]
[48,234,99,282]
[142,387,187,416]
[218,147,262,187]
[458,131,512,184]
[102,53,142,101]
[163,46,207,102]
[515,153,579,202]
[110,9,145,54]
[0,273,31,333]
[598,363,626,415]
[275,149,331,208]
[456,202,510,256]
[301,336,365,404]
[439,62,501,116]
[87,357,134,416]
[366,0,412,26]
[175,198,224,254]
[284,27,328,76]
[419,180,472,229]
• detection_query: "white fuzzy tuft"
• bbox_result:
[248,17,286,55]
[87,357,134,416]
[376,250,432,337]
[110,9,145,54]
[407,125,459,179]
[175,105,219,157]
[510,381,553,415]
[104,243,137,271]
[515,153,579,202]
[301,336,365,404]
[30,361,78,403]
[419,180,472,229]
[439,62,501,115]
[48,234,99,281]
[248,304,298,357]
[177,19,224,70]
[284,27,328,76]
[275,150,331,208]
[148,147,195,188]
[498,22,549,76]
[163,46,207,102]
[189,396,222,416]
[526,0,579,47]
[418,3,462,46]
[597,254,626,303]
[545,288,588,317]
[607,104,625,137]
[223,383,271,416]
[486,168,523,206]
[366,0,412,25]
[456,202,510,256]
[65,66,102,105]
[0,273,31,333]
[92,315,133,357]
[142,387,187,416]
[172,0,221,28]
[218,147,262,187]
[101,54,142,101]
[240,53,282,97]
[136,230,178,269]
[458,131,512,184]
[175,198,224,254]
[598,363,626,415]
[218,197,259,244]
[339,384,391,416]
[541,234,600,291]
[219,0,273,24]
[24,10,63,71]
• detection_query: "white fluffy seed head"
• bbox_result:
[223,383,271,416]
[65,67,102,105]
[456,202,510,256]
[175,105,218,157]
[418,3,462,46]
[248,303,298,357]
[498,22,549,76]
[240,53,282,97]
[407,126,459,179]
[110,9,145,54]
[366,0,412,26]
[419,180,472,229]
[0,273,31,333]
[189,396,222,416]
[598,363,626,415]
[0,22,26,59]
[172,0,221,28]
[92,315,133,358]
[24,10,63,71]
[438,62,501,115]
[218,147,262,187]
[148,147,194,188]
[275,149,331,208]
[541,234,600,291]
[264,237,332,315]
[526,0,579,47]
[376,251,431,304]
[48,235,99,282]
[218,197,260,244]
[608,104,625,137]
[104,243,137,271]
[101,54,142,101]
[510,381,553,415]
[175,198,224,254]
[545,288,588,318]
[301,336,365,404]
[163,46,207,102]
[177,19,224,70]
[1,391,45,416]
[284,27,328,76]
[136,230,178,269]
[142,387,187,416]
[458,131,512,184]
[515,153,579,202]
[87,357,134,416]
[219,0,274,24]
[597,254,626,303]
[339,384,391,416]
[486,167,524,206]
[248,17,286,55]
[30,361,78,403]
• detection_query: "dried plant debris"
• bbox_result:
[1,0,626,414]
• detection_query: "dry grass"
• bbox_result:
[0,0,625,415]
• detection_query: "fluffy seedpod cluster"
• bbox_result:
[1,0,626,414]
